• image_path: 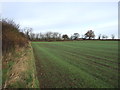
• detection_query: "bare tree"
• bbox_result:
[29,33,35,40]
[98,34,101,40]
[73,33,80,40]
[58,33,61,40]
[102,35,106,39]
[35,33,39,40]
[40,33,45,40]
[29,31,61,41]
[45,32,53,41]
[39,33,42,40]
[62,34,69,40]
[53,32,59,40]
[111,34,115,39]
[84,30,95,39]
[23,27,32,40]
[105,35,108,39]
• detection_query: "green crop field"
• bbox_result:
[31,41,118,88]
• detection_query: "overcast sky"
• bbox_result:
[2,2,118,38]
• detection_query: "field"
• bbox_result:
[31,41,118,88]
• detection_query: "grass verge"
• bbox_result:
[2,42,39,88]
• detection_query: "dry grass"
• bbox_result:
[2,42,39,88]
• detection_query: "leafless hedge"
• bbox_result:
[2,18,28,54]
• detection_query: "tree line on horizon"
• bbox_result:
[1,18,117,54]
[24,28,116,41]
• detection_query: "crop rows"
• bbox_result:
[32,41,118,88]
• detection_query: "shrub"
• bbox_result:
[2,18,28,54]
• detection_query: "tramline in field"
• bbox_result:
[32,41,118,88]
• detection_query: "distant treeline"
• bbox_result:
[26,29,117,41]
[2,18,119,54]
[28,31,62,41]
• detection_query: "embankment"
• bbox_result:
[2,42,39,88]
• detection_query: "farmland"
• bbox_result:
[31,41,118,88]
